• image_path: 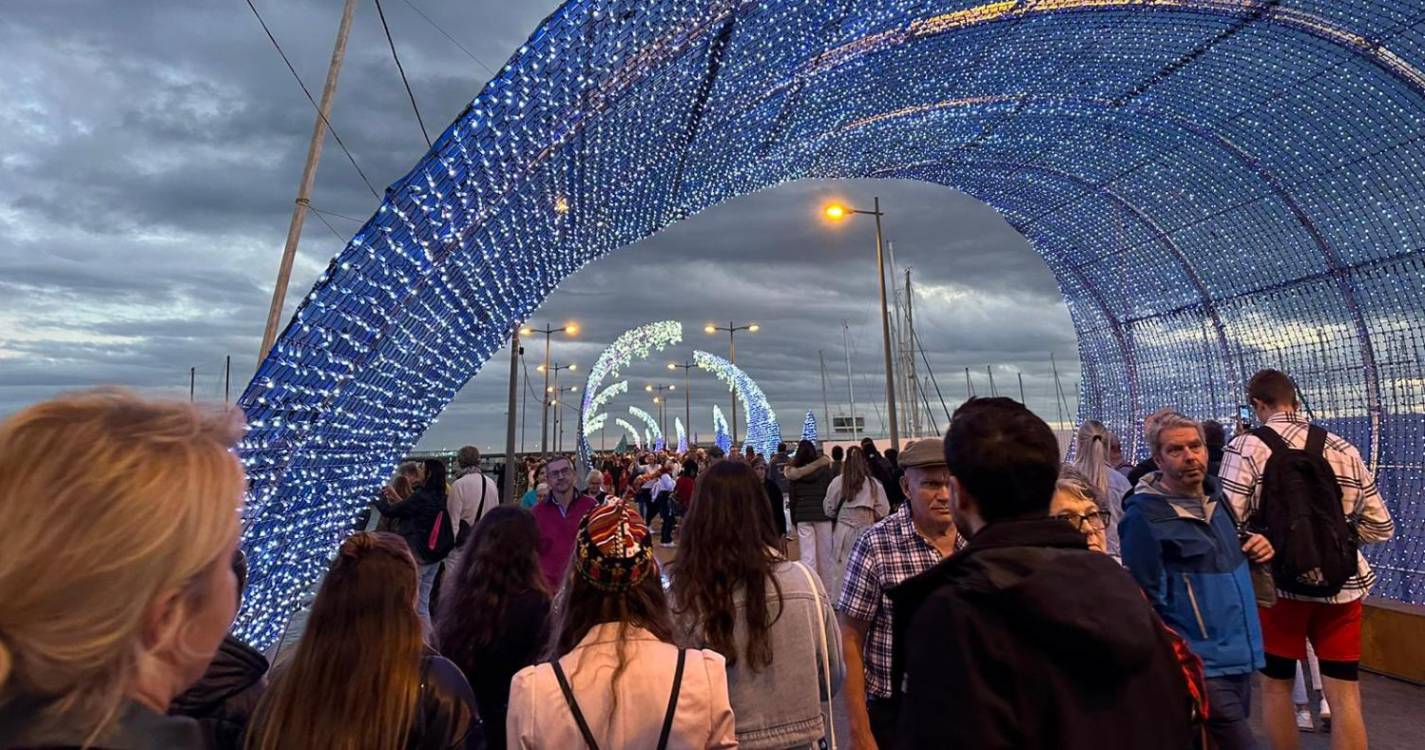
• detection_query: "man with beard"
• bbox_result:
[1121,411,1274,750]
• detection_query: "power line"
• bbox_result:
[399,0,498,77]
[373,0,432,148]
[307,203,350,245]
[241,0,380,199]
[308,205,367,225]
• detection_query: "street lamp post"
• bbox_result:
[522,322,578,459]
[539,359,578,458]
[704,321,758,446]
[669,360,695,449]
[550,384,578,453]
[646,384,675,443]
[822,198,900,451]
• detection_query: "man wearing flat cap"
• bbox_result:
[835,437,964,750]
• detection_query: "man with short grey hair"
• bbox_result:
[449,445,498,546]
[1121,410,1274,750]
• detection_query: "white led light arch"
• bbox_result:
[236,0,1425,644]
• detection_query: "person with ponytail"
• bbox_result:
[0,390,244,748]
[506,501,736,749]
[245,531,480,750]
[1071,420,1133,559]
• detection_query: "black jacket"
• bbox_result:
[413,655,484,750]
[439,589,550,750]
[888,518,1195,750]
[762,476,788,536]
[374,485,448,564]
[784,457,833,524]
[168,635,269,750]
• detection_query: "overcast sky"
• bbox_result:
[0,0,1080,451]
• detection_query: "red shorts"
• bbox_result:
[1258,598,1362,663]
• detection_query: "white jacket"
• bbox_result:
[506,623,738,749]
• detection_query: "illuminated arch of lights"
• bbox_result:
[577,321,682,468]
[693,350,782,457]
[675,417,688,454]
[627,405,663,444]
[614,418,643,450]
[235,0,1425,644]
[712,405,732,455]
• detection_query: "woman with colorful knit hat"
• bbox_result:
[506,500,737,749]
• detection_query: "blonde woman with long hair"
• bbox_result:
[245,531,480,749]
[0,390,244,748]
[1071,420,1132,559]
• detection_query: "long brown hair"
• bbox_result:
[435,507,548,675]
[668,460,783,670]
[246,532,424,750]
[791,439,818,467]
[840,446,871,505]
[544,546,677,713]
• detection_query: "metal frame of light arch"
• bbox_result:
[234,0,1425,646]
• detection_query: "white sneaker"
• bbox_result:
[1319,697,1332,730]
[1295,707,1315,732]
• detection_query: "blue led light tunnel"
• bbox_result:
[235,0,1425,646]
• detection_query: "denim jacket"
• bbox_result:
[1120,474,1264,677]
[678,559,845,749]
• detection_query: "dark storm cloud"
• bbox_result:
[0,0,1080,446]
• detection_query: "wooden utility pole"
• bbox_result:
[258,0,360,362]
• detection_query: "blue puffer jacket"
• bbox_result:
[1119,474,1264,677]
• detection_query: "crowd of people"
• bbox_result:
[0,366,1395,749]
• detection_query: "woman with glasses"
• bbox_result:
[1052,465,1112,555]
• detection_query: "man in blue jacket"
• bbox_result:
[1121,410,1274,750]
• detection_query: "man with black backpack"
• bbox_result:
[1221,369,1395,750]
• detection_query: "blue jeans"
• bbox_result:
[417,562,440,635]
[1206,673,1259,750]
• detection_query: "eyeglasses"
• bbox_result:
[1054,510,1111,532]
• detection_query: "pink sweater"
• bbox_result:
[533,494,598,590]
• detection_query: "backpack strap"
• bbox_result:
[550,660,601,750]
[1304,424,1328,458]
[656,650,687,750]
[1252,425,1290,454]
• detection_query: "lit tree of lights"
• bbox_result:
[235,0,1425,644]
[614,418,643,450]
[801,411,818,444]
[578,322,682,466]
[693,350,782,457]
[675,417,688,454]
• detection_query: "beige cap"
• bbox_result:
[897,437,946,469]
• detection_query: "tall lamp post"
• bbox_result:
[822,198,900,452]
[549,384,579,453]
[522,322,578,458]
[668,360,695,448]
[646,384,675,442]
[704,321,758,446]
[538,358,578,458]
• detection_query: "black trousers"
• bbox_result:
[868,696,900,749]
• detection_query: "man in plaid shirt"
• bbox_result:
[1220,369,1394,750]
[835,438,963,750]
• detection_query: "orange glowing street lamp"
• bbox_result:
[818,196,899,451]
[705,322,758,444]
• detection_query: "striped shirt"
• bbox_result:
[1219,412,1394,604]
[835,504,965,699]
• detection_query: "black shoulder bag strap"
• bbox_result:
[657,650,688,750]
[1304,424,1329,458]
[475,475,490,524]
[550,660,601,750]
